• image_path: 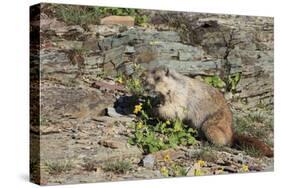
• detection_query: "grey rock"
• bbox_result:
[98,37,113,51]
[144,59,222,76]
[179,51,191,61]
[263,164,274,172]
[125,46,136,54]
[103,46,125,67]
[111,35,130,48]
[84,56,100,65]
[139,31,181,43]
[134,169,162,179]
[57,40,83,50]
[82,38,99,51]
[216,159,226,165]
[97,29,181,51]
[153,42,205,61]
[185,15,273,109]
[88,24,120,36]
[40,49,68,65]
[185,148,201,158]
[223,166,237,173]
[142,154,155,169]
[232,154,246,164]
[106,107,123,118]
[117,63,135,76]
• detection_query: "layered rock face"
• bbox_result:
[39,11,273,110]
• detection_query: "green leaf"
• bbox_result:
[204,75,225,88]
[141,111,149,120]
[148,145,159,153]
[187,136,197,145]
[127,138,135,145]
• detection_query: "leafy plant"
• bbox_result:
[128,100,198,154]
[194,168,204,176]
[204,75,226,89]
[55,5,100,25]
[55,5,150,26]
[102,160,132,174]
[204,73,241,92]
[170,164,187,177]
[227,72,241,92]
[118,63,145,95]
[234,113,272,138]
[126,78,144,96]
[45,160,73,175]
[98,7,137,17]
[239,144,263,158]
[135,15,150,26]
[160,164,187,177]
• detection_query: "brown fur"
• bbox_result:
[145,67,273,157]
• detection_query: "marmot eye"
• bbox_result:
[155,76,161,81]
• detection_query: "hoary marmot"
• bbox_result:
[145,67,273,157]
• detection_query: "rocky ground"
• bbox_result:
[30,4,274,185]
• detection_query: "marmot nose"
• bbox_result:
[143,83,151,91]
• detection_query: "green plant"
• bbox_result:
[135,15,150,26]
[248,112,265,124]
[128,100,198,154]
[204,75,225,89]
[98,7,137,16]
[170,164,187,177]
[194,168,204,176]
[102,160,132,174]
[55,5,100,25]
[126,78,144,96]
[122,64,145,95]
[228,73,241,92]
[159,156,187,177]
[203,73,241,92]
[234,113,272,138]
[55,5,150,26]
[45,160,73,175]
[234,116,249,134]
[239,144,263,158]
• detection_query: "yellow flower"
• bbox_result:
[133,103,142,114]
[194,169,204,176]
[163,154,171,162]
[242,164,249,172]
[116,77,124,84]
[165,120,171,125]
[136,122,143,129]
[160,167,169,177]
[197,160,206,167]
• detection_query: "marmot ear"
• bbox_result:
[165,67,170,76]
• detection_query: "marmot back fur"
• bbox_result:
[145,67,273,157]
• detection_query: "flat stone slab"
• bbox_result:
[100,16,135,27]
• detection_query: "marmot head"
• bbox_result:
[144,67,182,97]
